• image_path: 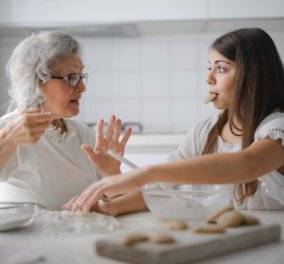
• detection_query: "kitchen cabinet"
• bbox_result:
[0,0,283,28]
[0,0,207,27]
[208,0,284,19]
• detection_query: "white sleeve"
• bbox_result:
[254,112,284,206]
[254,112,284,147]
[167,115,218,162]
[0,158,16,182]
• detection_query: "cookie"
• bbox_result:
[206,205,234,223]
[149,233,175,244]
[242,214,260,225]
[121,234,149,246]
[203,93,217,104]
[217,210,243,227]
[163,220,188,230]
[192,224,225,234]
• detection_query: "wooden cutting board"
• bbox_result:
[96,224,281,264]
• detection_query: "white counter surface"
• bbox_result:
[1,210,284,264]
[125,134,184,155]
[127,134,184,147]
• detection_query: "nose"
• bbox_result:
[75,79,86,93]
[206,70,216,85]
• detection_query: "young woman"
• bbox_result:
[65,27,284,213]
[0,31,131,210]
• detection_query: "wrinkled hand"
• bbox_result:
[63,195,118,216]
[4,108,52,147]
[63,169,145,213]
[82,115,131,176]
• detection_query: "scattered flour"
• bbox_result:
[31,208,120,237]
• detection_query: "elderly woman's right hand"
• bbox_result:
[4,108,52,147]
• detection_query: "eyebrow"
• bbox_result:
[77,64,85,69]
[208,60,231,65]
[71,65,85,71]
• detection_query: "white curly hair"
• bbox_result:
[6,31,81,111]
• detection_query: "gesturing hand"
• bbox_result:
[81,115,131,176]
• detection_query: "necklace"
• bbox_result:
[53,119,67,134]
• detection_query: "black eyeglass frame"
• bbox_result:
[50,73,88,87]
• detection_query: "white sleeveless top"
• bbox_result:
[0,110,99,210]
[168,112,284,210]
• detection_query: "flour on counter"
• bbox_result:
[31,209,120,237]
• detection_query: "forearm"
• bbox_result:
[145,152,259,185]
[102,169,121,178]
[0,127,17,171]
[111,190,148,216]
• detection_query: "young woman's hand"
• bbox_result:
[3,108,52,147]
[81,115,131,176]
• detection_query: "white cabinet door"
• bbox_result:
[208,0,284,19]
[0,0,208,27]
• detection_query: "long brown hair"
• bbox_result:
[202,28,284,203]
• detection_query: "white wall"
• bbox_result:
[1,30,284,133]
[76,33,216,133]
[0,37,20,114]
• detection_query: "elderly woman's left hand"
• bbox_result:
[81,115,131,176]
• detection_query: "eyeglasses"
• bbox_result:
[50,73,88,87]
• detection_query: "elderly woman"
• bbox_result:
[0,31,131,210]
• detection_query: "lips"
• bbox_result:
[69,97,81,104]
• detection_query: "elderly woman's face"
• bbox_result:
[39,53,86,119]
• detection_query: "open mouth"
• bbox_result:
[203,93,218,104]
[69,99,80,104]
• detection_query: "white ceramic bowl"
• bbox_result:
[0,202,42,231]
[142,183,234,220]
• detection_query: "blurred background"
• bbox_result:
[0,0,283,165]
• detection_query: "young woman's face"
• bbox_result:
[207,48,237,110]
[39,53,86,119]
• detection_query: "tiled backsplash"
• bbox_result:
[1,31,284,133]
[77,34,217,133]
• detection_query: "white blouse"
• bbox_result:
[0,111,99,210]
[168,112,284,210]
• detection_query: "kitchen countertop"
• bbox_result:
[127,134,184,147]
[1,210,284,264]
[125,134,184,154]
